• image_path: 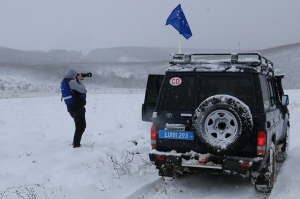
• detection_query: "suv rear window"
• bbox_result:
[198,74,254,110]
[161,74,197,110]
[160,73,254,111]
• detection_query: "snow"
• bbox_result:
[0,89,300,199]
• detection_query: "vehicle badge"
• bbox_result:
[166,113,172,118]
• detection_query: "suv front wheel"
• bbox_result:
[193,95,253,155]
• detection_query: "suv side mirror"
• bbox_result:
[281,95,289,106]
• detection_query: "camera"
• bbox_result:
[77,72,92,78]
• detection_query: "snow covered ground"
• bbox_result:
[0,89,299,199]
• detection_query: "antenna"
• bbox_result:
[179,34,182,54]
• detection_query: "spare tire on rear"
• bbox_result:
[193,95,253,155]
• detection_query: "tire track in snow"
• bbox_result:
[126,170,271,199]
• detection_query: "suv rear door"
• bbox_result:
[142,74,164,122]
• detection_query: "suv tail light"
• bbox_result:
[257,131,266,156]
[151,125,157,149]
[156,156,164,161]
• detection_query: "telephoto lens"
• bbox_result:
[82,72,92,77]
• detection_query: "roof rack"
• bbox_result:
[169,52,274,76]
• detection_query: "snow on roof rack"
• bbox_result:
[169,52,274,75]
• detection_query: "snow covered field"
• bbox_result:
[0,89,299,199]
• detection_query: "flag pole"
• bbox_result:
[179,34,182,54]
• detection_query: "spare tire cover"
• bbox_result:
[193,95,253,155]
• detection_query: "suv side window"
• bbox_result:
[268,78,281,106]
[259,75,270,111]
[267,79,277,107]
[272,79,282,105]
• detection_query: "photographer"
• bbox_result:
[61,68,87,148]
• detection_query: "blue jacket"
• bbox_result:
[61,78,86,111]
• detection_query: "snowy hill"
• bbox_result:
[86,47,170,62]
[260,42,300,89]
[0,43,300,95]
[0,61,168,95]
[0,46,170,64]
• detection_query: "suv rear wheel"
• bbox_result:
[255,142,276,193]
[193,95,253,155]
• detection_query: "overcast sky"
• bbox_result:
[0,0,299,52]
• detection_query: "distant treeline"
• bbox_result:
[0,46,170,64]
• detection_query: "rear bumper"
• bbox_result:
[149,150,264,172]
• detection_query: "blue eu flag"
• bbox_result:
[166,4,192,40]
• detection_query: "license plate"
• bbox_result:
[159,130,194,140]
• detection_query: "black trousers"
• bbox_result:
[69,107,86,146]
